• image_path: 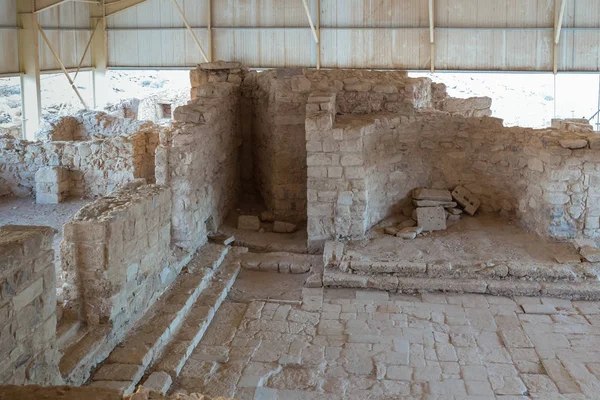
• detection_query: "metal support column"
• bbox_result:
[17,7,42,140]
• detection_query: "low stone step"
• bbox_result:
[86,244,231,394]
[56,318,82,351]
[59,325,112,385]
[150,258,241,384]
[323,266,600,300]
[240,251,321,274]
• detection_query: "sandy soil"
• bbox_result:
[347,214,583,266]
[0,195,89,256]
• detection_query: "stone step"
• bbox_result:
[149,259,241,385]
[240,251,321,274]
[85,244,233,394]
[323,266,600,300]
[56,318,82,351]
[59,325,112,385]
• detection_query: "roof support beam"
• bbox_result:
[207,0,213,61]
[553,0,567,74]
[428,0,435,73]
[170,0,209,63]
[104,0,147,17]
[316,0,321,69]
[38,24,89,109]
[301,0,319,44]
[17,8,42,140]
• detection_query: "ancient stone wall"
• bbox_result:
[36,111,159,142]
[0,225,60,385]
[306,92,600,250]
[243,69,470,223]
[156,64,242,252]
[60,184,172,332]
[0,127,158,198]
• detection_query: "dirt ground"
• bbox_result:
[0,195,89,256]
[228,270,308,303]
[349,214,584,266]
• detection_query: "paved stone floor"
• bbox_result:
[170,276,600,399]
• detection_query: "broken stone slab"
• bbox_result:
[413,200,457,208]
[238,215,260,231]
[447,213,461,222]
[384,227,400,236]
[559,139,588,149]
[199,61,242,70]
[397,226,423,240]
[573,238,597,251]
[207,232,235,246]
[452,186,481,216]
[580,246,600,263]
[260,210,275,222]
[412,188,452,202]
[416,207,446,231]
[273,221,297,233]
[305,273,323,288]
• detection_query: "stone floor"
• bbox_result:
[169,271,600,399]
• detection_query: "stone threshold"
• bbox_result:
[83,244,240,394]
[323,266,600,300]
[240,251,321,274]
[344,258,600,283]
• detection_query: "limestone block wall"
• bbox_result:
[244,69,482,223]
[60,184,172,332]
[156,75,241,252]
[0,225,60,385]
[306,92,600,249]
[0,126,158,198]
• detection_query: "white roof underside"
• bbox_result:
[1,0,600,75]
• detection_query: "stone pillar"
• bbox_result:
[35,167,70,204]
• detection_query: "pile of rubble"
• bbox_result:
[237,211,298,234]
[385,186,481,239]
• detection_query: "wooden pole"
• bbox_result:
[301,0,319,43]
[428,0,435,73]
[38,24,89,109]
[171,0,209,63]
[316,0,321,69]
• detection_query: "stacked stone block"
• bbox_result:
[306,92,370,251]
[0,225,60,385]
[60,184,172,333]
[156,68,242,252]
[35,166,70,204]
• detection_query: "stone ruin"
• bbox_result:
[1,62,600,397]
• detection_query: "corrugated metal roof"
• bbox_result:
[1,0,599,74]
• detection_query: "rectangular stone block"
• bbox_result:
[413,188,452,202]
[451,186,481,215]
[416,207,447,231]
